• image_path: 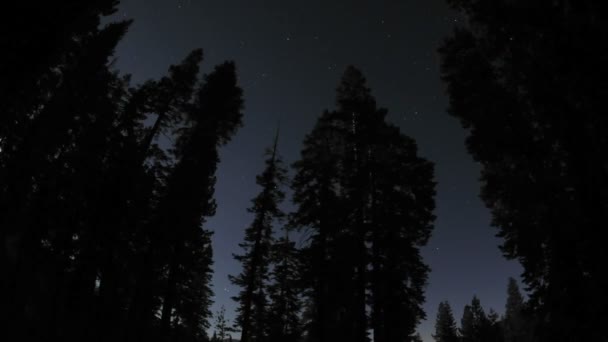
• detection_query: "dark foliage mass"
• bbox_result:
[290,67,436,342]
[229,133,302,342]
[0,3,243,341]
[228,67,436,342]
[434,279,531,342]
[440,1,608,341]
[1,2,436,341]
[3,0,601,341]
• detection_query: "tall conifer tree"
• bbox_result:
[292,66,435,342]
[439,2,608,340]
[140,61,243,342]
[231,133,287,342]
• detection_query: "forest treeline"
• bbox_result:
[433,278,534,342]
[1,1,607,342]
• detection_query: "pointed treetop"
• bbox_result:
[272,120,281,162]
[336,65,376,111]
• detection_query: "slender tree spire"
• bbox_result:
[272,120,280,161]
[231,133,287,342]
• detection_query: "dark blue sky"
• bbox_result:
[111,1,522,340]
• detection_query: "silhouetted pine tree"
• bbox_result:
[292,66,435,342]
[503,278,533,342]
[433,301,459,342]
[292,110,345,342]
[470,297,489,342]
[439,1,608,340]
[1,2,245,339]
[214,306,237,342]
[369,122,435,342]
[486,309,504,342]
[231,134,286,342]
[0,19,132,340]
[266,231,303,342]
[98,50,205,342]
[133,61,243,342]
[459,296,497,342]
[460,305,475,342]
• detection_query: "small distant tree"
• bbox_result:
[460,305,475,342]
[433,301,459,342]
[460,296,494,342]
[214,306,229,341]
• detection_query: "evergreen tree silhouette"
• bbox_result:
[1,6,245,338]
[0,19,132,340]
[459,296,499,342]
[503,278,533,342]
[439,1,608,340]
[231,133,287,342]
[369,118,435,342]
[459,305,475,342]
[292,66,435,342]
[433,301,459,342]
[292,110,344,342]
[214,305,237,342]
[266,230,303,342]
[130,61,243,342]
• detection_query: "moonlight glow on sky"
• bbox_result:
[111,1,523,340]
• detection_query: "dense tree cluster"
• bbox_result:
[226,66,438,342]
[434,278,531,342]
[289,67,436,342]
[2,3,436,341]
[5,0,601,341]
[229,133,303,342]
[439,1,608,340]
[230,68,435,342]
[0,3,243,341]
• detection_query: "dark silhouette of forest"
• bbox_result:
[433,278,534,342]
[1,1,606,342]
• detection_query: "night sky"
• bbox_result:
[112,1,522,340]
